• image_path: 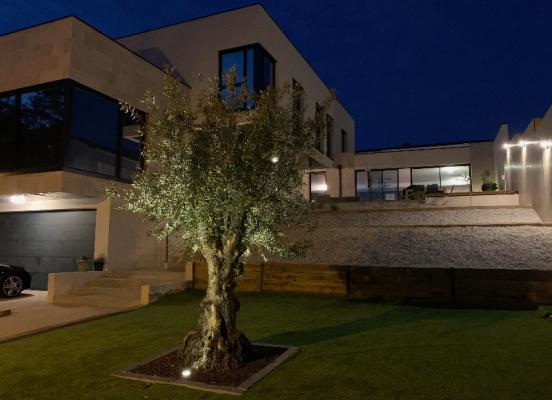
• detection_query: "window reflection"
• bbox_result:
[355,170,369,200]
[310,173,327,200]
[119,111,143,181]
[0,81,144,181]
[0,96,16,170]
[69,87,119,176]
[440,165,470,193]
[219,45,275,108]
[19,87,64,169]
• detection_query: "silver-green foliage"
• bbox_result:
[109,71,327,263]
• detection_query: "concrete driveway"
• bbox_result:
[0,290,121,343]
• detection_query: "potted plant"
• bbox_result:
[77,255,90,272]
[480,170,498,191]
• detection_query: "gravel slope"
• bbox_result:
[287,225,552,270]
[256,208,551,270]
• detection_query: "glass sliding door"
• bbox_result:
[355,170,369,200]
[369,170,383,200]
[382,169,399,200]
[369,169,398,201]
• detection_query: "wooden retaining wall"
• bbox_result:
[193,263,552,309]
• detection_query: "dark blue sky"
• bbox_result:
[1,0,551,151]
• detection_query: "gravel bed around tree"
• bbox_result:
[281,225,552,270]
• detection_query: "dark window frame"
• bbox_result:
[292,78,303,133]
[341,129,347,152]
[314,103,322,152]
[218,43,276,100]
[326,113,333,159]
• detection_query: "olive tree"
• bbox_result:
[109,71,329,375]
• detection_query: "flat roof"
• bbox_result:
[0,15,191,89]
[356,139,494,154]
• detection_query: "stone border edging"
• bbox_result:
[113,343,299,395]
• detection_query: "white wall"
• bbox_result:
[119,4,355,167]
[498,105,552,222]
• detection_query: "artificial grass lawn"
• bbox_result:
[1,291,552,400]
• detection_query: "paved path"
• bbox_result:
[0,290,121,343]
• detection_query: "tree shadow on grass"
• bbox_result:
[257,307,425,347]
[257,304,519,347]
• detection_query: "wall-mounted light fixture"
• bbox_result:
[503,140,552,150]
[9,195,26,205]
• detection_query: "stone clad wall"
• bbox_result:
[0,17,170,108]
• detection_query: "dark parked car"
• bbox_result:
[0,264,32,297]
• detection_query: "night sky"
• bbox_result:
[1,0,551,151]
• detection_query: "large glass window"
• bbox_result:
[369,169,399,200]
[310,172,327,200]
[411,167,440,189]
[440,165,471,193]
[0,96,17,170]
[355,170,369,200]
[68,87,119,176]
[219,44,275,108]
[0,80,144,181]
[411,165,471,193]
[19,87,65,169]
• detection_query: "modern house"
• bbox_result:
[0,3,550,302]
[0,4,354,291]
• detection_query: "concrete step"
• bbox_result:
[87,277,138,289]
[54,293,142,309]
[105,270,187,282]
[73,285,138,298]
[51,270,189,308]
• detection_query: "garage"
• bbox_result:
[0,210,96,290]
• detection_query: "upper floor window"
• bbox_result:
[315,103,322,152]
[326,114,333,159]
[341,129,347,152]
[219,44,276,107]
[19,87,65,170]
[292,79,303,133]
[0,96,17,170]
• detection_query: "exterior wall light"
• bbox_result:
[271,156,279,163]
[9,195,26,205]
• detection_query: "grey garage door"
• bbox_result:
[0,210,96,290]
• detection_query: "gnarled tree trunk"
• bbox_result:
[180,252,252,374]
